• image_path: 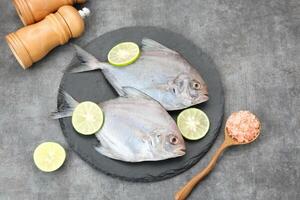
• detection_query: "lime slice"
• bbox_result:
[33,142,66,172]
[108,42,140,66]
[177,108,210,140]
[72,101,104,135]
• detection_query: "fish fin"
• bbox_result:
[141,38,178,54]
[122,86,153,100]
[51,108,75,119]
[66,44,108,73]
[51,89,79,119]
[94,144,121,160]
[101,70,126,96]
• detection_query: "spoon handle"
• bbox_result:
[175,141,230,200]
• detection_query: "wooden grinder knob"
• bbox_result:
[6,6,89,69]
[12,0,87,25]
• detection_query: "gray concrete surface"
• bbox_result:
[0,0,299,199]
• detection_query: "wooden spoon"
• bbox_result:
[175,111,261,200]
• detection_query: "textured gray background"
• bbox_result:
[0,0,299,199]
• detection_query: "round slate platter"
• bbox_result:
[58,26,224,182]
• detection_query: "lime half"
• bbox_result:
[72,101,104,135]
[33,142,66,172]
[108,42,140,67]
[177,108,210,140]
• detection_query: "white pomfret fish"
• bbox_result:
[52,88,186,162]
[70,38,209,111]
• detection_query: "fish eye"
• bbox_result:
[169,135,179,145]
[192,81,201,90]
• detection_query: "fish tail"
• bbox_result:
[51,89,79,119]
[66,44,107,73]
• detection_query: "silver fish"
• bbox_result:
[52,87,186,162]
[70,38,209,111]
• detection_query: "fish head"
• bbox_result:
[152,128,186,158]
[172,69,209,109]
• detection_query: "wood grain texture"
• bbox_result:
[12,0,86,25]
[5,5,84,69]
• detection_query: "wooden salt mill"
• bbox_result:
[5,6,90,69]
[12,0,87,25]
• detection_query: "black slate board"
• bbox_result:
[58,26,224,182]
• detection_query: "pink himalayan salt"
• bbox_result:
[226,111,260,143]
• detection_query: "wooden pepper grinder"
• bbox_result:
[5,6,90,69]
[12,0,87,25]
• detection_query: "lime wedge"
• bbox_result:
[177,108,210,140]
[108,42,140,67]
[33,142,66,172]
[72,101,104,135]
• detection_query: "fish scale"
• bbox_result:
[52,87,186,162]
[70,38,209,110]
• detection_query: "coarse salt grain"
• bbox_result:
[226,111,260,143]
